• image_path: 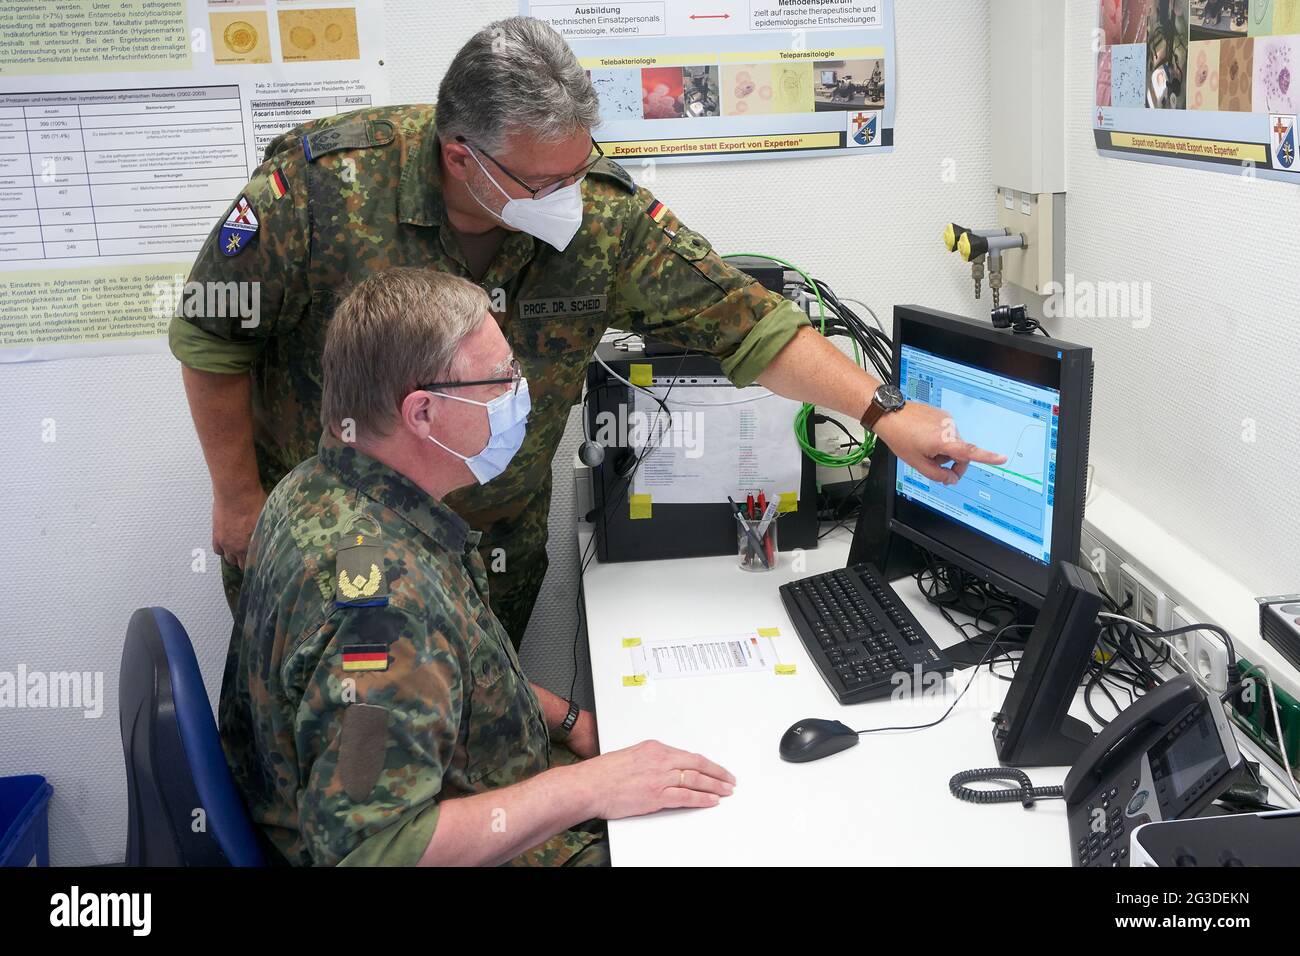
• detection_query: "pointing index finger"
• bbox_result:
[943,441,1008,466]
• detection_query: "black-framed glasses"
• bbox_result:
[457,135,603,199]
[419,357,523,397]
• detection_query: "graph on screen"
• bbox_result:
[941,391,1048,490]
[897,345,1061,564]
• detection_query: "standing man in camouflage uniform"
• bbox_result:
[171,16,1002,650]
[221,268,736,866]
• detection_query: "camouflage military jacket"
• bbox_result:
[217,433,600,866]
[170,104,808,586]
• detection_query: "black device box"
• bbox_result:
[587,344,820,562]
[1259,595,1300,673]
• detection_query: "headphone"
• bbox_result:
[579,384,637,477]
[578,395,606,467]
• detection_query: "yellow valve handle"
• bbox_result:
[943,222,959,252]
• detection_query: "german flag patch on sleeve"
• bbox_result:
[269,167,288,200]
[646,199,668,224]
[341,643,389,672]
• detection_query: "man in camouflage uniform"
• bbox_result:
[220,268,737,866]
[173,17,1001,654]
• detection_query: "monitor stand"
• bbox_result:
[940,602,1039,670]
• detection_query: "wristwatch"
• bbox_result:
[860,384,907,432]
[553,699,581,742]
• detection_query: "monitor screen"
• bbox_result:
[821,71,836,84]
[887,306,1092,606]
[897,345,1059,566]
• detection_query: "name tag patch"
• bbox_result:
[518,295,607,320]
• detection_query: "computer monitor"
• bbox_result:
[886,305,1094,608]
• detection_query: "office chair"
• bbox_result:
[119,607,265,866]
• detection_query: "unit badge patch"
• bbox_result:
[218,195,259,257]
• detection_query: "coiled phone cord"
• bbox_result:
[949,768,1064,808]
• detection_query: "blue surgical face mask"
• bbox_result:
[427,378,531,484]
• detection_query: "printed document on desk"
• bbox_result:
[629,379,802,505]
[631,633,775,680]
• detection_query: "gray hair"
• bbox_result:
[436,16,600,152]
[321,268,487,439]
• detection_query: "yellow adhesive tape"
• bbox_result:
[629,364,653,387]
[774,664,797,676]
[778,492,798,513]
[757,627,781,638]
[623,674,647,687]
[622,637,642,648]
[629,494,652,520]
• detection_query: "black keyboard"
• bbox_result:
[779,563,953,704]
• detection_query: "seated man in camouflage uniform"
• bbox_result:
[219,268,735,866]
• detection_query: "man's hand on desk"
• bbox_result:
[874,402,1008,485]
[569,740,736,819]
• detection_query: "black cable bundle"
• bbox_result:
[804,276,893,381]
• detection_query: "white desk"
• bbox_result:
[581,527,1092,867]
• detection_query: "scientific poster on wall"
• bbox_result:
[1094,0,1299,181]
[0,0,388,362]
[521,0,896,163]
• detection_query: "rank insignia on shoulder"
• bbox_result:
[218,195,258,257]
[341,643,389,672]
[334,534,389,607]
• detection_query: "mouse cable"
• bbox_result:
[845,623,1031,737]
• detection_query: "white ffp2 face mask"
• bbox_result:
[466,149,584,252]
[427,379,531,485]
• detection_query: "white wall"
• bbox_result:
[1054,2,1300,595]
[0,0,998,865]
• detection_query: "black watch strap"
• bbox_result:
[555,699,581,741]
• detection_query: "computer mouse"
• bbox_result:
[779,718,860,763]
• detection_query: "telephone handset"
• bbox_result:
[1064,674,1243,867]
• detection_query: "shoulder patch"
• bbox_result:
[218,195,258,257]
[303,118,396,162]
[587,156,637,194]
[334,533,389,607]
[341,643,389,672]
[268,167,289,200]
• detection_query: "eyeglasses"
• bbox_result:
[457,135,604,199]
[419,357,523,397]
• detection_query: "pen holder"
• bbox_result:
[737,517,778,573]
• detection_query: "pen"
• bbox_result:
[727,495,770,569]
[757,492,775,566]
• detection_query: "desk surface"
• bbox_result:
[581,527,1089,867]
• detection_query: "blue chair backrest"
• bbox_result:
[119,607,265,866]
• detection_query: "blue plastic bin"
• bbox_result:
[0,775,53,867]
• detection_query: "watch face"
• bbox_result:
[876,384,906,410]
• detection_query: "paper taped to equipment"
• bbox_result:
[628,379,802,506]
